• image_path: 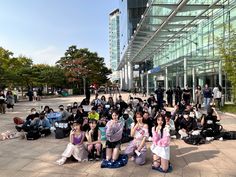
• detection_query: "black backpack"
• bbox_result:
[183,134,205,145]
[54,120,70,139]
[26,130,41,140]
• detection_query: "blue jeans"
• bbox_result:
[204,97,211,109]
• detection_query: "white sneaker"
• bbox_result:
[171,135,177,139]
[56,157,66,165]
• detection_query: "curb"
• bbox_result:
[222,112,236,118]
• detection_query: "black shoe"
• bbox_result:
[88,153,94,161]
[15,125,22,132]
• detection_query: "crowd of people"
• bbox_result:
[10,83,225,172]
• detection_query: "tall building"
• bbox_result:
[119,0,148,90]
[109,9,120,82]
[118,0,236,102]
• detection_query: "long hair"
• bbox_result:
[154,116,166,138]
[134,112,143,123]
[89,120,99,141]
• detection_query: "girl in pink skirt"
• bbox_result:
[124,112,149,165]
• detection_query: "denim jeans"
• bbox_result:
[204,97,211,109]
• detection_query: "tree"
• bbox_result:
[217,27,236,103]
[56,45,112,94]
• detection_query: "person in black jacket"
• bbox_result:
[178,110,197,139]
[166,87,173,107]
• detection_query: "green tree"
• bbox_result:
[217,27,236,103]
[56,45,112,94]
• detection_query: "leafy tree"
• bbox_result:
[217,27,236,103]
[56,45,112,94]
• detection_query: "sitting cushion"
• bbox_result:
[101,154,128,168]
[152,164,173,173]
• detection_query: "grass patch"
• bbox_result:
[221,104,236,114]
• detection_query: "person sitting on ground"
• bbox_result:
[165,112,176,137]
[178,110,198,139]
[58,105,71,121]
[88,106,99,121]
[67,106,80,127]
[142,111,153,140]
[100,95,107,106]
[104,110,123,162]
[119,110,134,143]
[15,108,39,132]
[201,106,222,138]
[31,112,51,136]
[42,105,50,115]
[56,120,88,165]
[91,93,102,107]
[107,96,115,108]
[85,120,102,161]
[150,116,171,172]
[66,104,72,113]
[124,112,149,165]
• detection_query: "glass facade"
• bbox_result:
[118,0,236,101]
[109,9,120,81]
[119,0,148,59]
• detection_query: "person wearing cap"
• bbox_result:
[88,107,99,121]
[178,110,197,139]
[58,105,71,121]
[66,104,72,113]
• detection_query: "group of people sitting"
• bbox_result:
[13,93,223,172]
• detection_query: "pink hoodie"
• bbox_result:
[152,127,170,147]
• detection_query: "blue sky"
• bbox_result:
[0,0,118,66]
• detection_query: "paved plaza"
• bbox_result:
[0,93,236,177]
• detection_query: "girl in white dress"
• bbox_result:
[150,116,171,172]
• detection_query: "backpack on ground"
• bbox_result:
[26,130,41,140]
[54,120,70,139]
[183,134,205,145]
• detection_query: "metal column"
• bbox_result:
[128,62,133,90]
[184,58,187,87]
[192,67,196,102]
[219,60,222,86]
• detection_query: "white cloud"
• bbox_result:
[31,46,63,65]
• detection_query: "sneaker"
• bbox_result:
[171,135,177,139]
[56,157,66,165]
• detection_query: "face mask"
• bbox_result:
[32,111,36,114]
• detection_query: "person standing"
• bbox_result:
[195,85,202,109]
[155,85,164,110]
[203,84,212,109]
[182,85,191,105]
[212,84,222,110]
[174,86,182,106]
[166,87,173,107]
[6,91,14,111]
[0,90,6,114]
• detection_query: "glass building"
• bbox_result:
[118,0,236,101]
[109,9,120,82]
